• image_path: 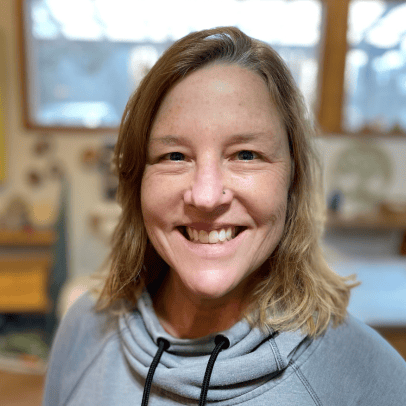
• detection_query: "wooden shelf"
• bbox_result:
[0,229,56,246]
[327,211,406,230]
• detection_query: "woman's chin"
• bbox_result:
[189,286,231,301]
[182,273,246,304]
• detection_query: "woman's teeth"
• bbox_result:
[185,227,237,244]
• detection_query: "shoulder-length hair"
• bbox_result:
[96,26,358,337]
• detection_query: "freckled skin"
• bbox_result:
[141,64,291,338]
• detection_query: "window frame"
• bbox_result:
[16,0,406,136]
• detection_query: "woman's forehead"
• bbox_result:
[151,64,285,136]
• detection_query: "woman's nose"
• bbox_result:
[183,162,232,211]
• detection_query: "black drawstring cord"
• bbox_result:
[141,335,229,406]
[198,335,230,406]
[141,337,170,406]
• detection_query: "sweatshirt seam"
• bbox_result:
[62,329,124,406]
[267,336,285,370]
[291,361,323,406]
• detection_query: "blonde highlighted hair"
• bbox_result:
[96,27,358,336]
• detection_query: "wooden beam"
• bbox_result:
[317,0,350,134]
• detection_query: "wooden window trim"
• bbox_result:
[317,0,350,135]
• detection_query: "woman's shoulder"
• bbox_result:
[294,314,406,405]
[43,292,121,405]
[52,291,120,357]
[57,292,111,335]
[315,313,406,373]
[324,314,404,361]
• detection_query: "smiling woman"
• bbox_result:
[43,27,406,406]
[141,64,291,332]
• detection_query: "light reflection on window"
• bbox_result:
[344,1,406,133]
[24,0,322,129]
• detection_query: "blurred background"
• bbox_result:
[1,0,406,404]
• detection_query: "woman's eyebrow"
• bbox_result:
[225,132,283,150]
[149,135,191,146]
[149,132,278,147]
[225,133,272,144]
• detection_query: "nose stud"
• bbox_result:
[223,190,225,195]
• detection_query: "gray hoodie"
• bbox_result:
[43,291,406,405]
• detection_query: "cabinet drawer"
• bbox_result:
[0,256,51,312]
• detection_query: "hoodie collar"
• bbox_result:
[119,290,308,403]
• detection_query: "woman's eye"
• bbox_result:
[166,152,185,161]
[236,150,257,161]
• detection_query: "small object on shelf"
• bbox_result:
[328,190,342,212]
[100,143,118,201]
[1,195,31,230]
[30,201,57,229]
[0,332,48,374]
[32,134,53,156]
[389,123,404,135]
[48,161,65,180]
[26,169,43,187]
[80,147,101,168]
[329,140,392,220]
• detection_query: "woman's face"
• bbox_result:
[141,64,291,304]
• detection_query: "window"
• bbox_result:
[317,0,406,136]
[20,0,406,135]
[19,0,323,131]
[344,1,406,133]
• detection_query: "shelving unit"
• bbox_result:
[0,229,56,246]
[0,229,56,313]
[327,211,406,256]
[327,211,406,230]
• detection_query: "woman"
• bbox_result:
[43,27,406,405]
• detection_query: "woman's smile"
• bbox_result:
[180,225,244,243]
[141,63,291,301]
[176,223,248,257]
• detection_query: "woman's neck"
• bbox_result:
[152,273,248,339]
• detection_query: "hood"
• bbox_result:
[119,291,308,403]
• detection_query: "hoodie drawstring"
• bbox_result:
[141,337,170,406]
[198,335,230,406]
[141,335,229,406]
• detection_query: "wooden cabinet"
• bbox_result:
[0,256,51,312]
[376,327,406,361]
[0,230,55,313]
